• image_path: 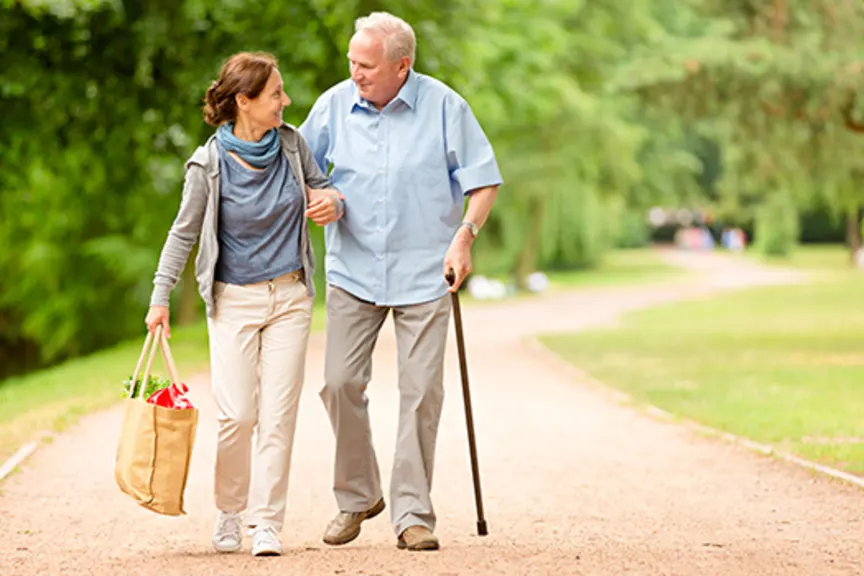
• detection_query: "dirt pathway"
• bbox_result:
[2,250,861,575]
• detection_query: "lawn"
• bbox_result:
[545,248,684,290]
[751,243,852,271]
[466,248,684,304]
[0,307,326,463]
[540,244,864,475]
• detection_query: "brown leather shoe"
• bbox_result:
[322,498,385,546]
[397,525,440,551]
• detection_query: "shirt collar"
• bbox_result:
[394,69,419,110]
[351,69,419,112]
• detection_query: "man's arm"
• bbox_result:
[440,93,504,291]
[443,184,499,291]
[462,185,498,231]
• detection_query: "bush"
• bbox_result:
[755,192,799,257]
[611,205,650,249]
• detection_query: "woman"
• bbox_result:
[145,52,342,557]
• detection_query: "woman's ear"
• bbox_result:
[235,93,249,111]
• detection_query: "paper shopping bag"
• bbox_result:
[114,326,198,516]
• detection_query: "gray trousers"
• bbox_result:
[320,285,451,536]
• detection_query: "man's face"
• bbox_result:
[348,31,409,109]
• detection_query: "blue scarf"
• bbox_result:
[216,122,281,168]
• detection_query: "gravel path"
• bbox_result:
[2,250,861,575]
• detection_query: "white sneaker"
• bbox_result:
[251,525,283,557]
[212,511,243,553]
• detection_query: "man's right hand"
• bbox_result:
[145,306,171,338]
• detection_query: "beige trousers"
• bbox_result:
[320,285,451,537]
[207,270,312,531]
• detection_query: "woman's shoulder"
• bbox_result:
[277,123,302,152]
[185,134,219,173]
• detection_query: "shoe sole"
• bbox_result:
[252,548,283,557]
[397,538,440,551]
[212,541,242,554]
[322,498,386,546]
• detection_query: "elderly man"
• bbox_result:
[299,11,501,551]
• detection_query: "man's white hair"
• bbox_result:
[354,12,416,65]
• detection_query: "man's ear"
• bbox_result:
[398,57,412,78]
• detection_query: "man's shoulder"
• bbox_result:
[312,79,355,110]
[414,72,468,108]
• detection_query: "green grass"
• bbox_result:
[545,249,684,290]
[465,248,684,305]
[751,243,852,271]
[540,244,864,474]
[0,306,325,462]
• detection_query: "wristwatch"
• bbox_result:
[460,220,479,238]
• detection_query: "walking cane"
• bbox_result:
[446,269,489,536]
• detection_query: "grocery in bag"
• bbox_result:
[147,381,194,410]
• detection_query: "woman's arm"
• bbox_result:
[149,165,209,309]
[297,135,344,225]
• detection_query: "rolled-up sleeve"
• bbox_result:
[444,97,503,194]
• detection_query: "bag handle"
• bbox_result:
[135,326,182,402]
[130,329,155,398]
[139,326,163,402]
[158,330,181,386]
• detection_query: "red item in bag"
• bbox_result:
[147,382,195,410]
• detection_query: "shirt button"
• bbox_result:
[376,254,384,261]
[376,227,383,232]
[378,169,385,175]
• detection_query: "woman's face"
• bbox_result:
[238,68,291,131]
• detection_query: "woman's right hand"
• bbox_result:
[306,186,345,226]
[145,306,171,338]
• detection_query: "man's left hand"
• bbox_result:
[443,228,474,292]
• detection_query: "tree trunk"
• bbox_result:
[846,205,861,266]
[515,198,547,289]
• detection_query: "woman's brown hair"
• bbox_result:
[203,52,278,126]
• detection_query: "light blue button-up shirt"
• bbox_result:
[299,70,503,306]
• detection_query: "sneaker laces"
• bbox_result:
[216,512,242,539]
[254,525,279,542]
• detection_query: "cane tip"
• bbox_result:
[477,520,488,536]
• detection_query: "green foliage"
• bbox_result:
[617,0,864,240]
[0,1,343,376]
[3,0,863,377]
[121,374,171,400]
[609,201,651,249]
[755,192,800,257]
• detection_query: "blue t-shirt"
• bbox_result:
[214,144,303,285]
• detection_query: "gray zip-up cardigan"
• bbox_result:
[149,123,331,317]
